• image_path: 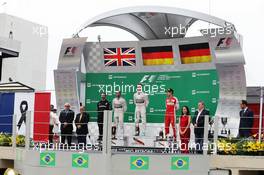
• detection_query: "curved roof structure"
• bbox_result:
[73,6,235,40]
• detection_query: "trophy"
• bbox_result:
[156,127,164,141]
[221,117,228,134]
[209,118,214,136]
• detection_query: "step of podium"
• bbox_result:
[111,136,175,148]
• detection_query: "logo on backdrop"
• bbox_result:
[216,37,233,50]
[64,46,77,56]
[17,100,28,130]
[96,82,166,95]
[140,75,157,83]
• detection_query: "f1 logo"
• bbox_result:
[64,46,77,56]
[216,37,233,48]
[140,75,156,83]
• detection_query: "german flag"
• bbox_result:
[179,43,212,64]
[142,46,174,65]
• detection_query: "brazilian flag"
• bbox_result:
[40,152,56,167]
[171,157,189,170]
[72,154,89,168]
[130,156,149,170]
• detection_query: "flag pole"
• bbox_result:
[258,86,263,142]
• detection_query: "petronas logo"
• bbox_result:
[72,154,89,168]
[130,156,149,170]
[40,152,55,167]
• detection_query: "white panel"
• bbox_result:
[0,14,48,90]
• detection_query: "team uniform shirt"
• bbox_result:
[165,96,179,115]
[112,97,127,113]
[165,96,179,138]
[97,100,111,117]
[133,92,149,107]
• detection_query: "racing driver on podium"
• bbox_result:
[165,88,179,141]
[133,83,149,136]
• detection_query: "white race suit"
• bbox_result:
[134,92,149,134]
[112,97,127,137]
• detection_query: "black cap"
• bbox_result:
[166,88,174,94]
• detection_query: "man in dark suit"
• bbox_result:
[59,103,75,146]
[239,100,254,138]
[192,101,210,154]
[75,106,89,145]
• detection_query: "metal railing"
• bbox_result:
[0,110,264,156]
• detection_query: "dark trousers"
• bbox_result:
[195,133,204,154]
[77,135,87,146]
[98,116,103,140]
[49,125,54,143]
[61,132,72,146]
[239,129,251,138]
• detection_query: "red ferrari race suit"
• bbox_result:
[165,96,179,139]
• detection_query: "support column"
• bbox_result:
[25,111,31,149]
[213,115,219,155]
[203,115,209,155]
[102,110,112,175]
[259,87,263,142]
[12,114,17,148]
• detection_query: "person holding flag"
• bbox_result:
[164,88,179,141]
[133,83,149,136]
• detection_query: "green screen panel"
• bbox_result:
[86,70,219,123]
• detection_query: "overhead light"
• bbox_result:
[4,168,18,175]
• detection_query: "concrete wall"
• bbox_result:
[14,150,209,175]
[210,155,264,175]
[0,13,48,90]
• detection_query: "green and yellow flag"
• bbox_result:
[72,154,89,168]
[40,152,56,167]
[171,157,189,170]
[130,156,149,170]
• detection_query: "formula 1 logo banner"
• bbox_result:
[86,70,219,123]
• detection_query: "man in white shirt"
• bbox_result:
[49,105,59,143]
[134,84,149,136]
[112,91,127,139]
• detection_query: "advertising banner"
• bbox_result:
[54,69,80,113]
[86,69,219,122]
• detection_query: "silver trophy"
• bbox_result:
[209,118,214,135]
[221,117,228,134]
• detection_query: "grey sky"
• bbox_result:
[1,0,263,91]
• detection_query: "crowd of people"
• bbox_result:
[48,85,254,154]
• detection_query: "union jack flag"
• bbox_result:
[103,47,136,66]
